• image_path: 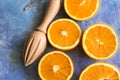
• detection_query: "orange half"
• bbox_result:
[38,51,74,80]
[64,0,100,20]
[47,18,82,50]
[82,23,118,60]
[79,63,120,80]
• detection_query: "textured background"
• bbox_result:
[0,0,120,80]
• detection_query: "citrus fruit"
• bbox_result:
[64,0,100,20]
[38,51,74,80]
[79,62,120,80]
[47,18,82,50]
[82,23,118,60]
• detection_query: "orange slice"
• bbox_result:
[79,63,120,80]
[82,23,118,60]
[38,51,74,80]
[64,0,100,20]
[47,19,82,50]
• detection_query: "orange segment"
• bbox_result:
[79,63,120,80]
[38,51,74,80]
[64,0,100,20]
[82,23,118,60]
[47,19,82,50]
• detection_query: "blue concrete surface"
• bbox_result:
[0,0,120,80]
